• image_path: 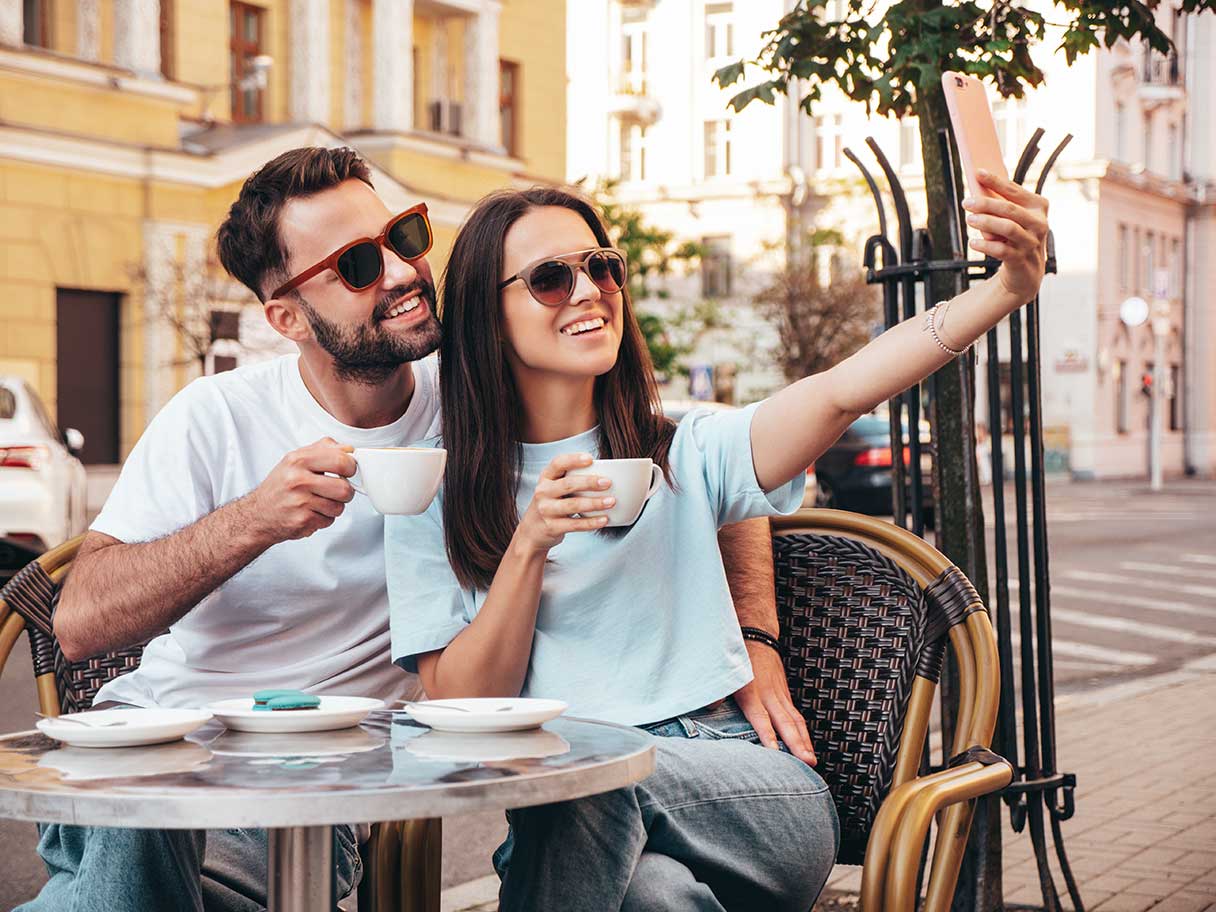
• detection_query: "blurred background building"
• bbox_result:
[0,0,565,464]
[567,0,1215,480]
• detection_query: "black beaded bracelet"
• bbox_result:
[740,626,783,656]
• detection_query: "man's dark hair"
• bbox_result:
[216,146,374,302]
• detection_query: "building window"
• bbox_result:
[621,18,647,94]
[1167,122,1179,180]
[230,2,265,124]
[1169,364,1182,431]
[899,118,919,170]
[160,1,175,79]
[1145,231,1156,295]
[1114,101,1126,162]
[500,60,520,156]
[992,98,1022,158]
[816,114,844,172]
[619,122,647,182]
[1142,111,1153,172]
[1132,227,1141,291]
[22,0,50,48]
[705,3,733,60]
[1115,359,1129,435]
[701,235,732,298]
[704,120,732,178]
[1170,238,1181,298]
[1117,223,1129,291]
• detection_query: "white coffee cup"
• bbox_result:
[569,458,663,527]
[351,447,446,515]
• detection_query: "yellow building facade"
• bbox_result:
[0,0,566,462]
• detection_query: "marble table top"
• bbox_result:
[0,717,655,829]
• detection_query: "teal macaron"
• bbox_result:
[252,689,321,712]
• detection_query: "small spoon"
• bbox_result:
[35,712,128,728]
[399,702,513,714]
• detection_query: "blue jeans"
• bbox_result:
[17,824,361,912]
[493,699,840,912]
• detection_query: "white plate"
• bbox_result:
[402,698,568,733]
[35,708,213,749]
[204,726,386,758]
[39,740,214,779]
[206,696,384,733]
[405,728,571,763]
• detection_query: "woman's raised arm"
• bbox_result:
[751,170,1050,493]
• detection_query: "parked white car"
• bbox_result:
[0,377,88,561]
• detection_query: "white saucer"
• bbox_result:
[204,726,386,758]
[35,708,213,749]
[402,698,567,733]
[39,739,214,778]
[405,728,571,762]
[205,696,384,733]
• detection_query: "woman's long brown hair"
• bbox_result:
[439,187,676,590]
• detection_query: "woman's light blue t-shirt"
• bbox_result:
[385,402,805,727]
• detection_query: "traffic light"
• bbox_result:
[1141,372,1153,397]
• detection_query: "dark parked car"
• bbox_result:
[812,412,935,517]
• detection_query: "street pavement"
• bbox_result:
[1,477,1214,909]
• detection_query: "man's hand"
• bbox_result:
[246,437,357,543]
[734,640,817,767]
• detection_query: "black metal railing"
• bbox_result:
[844,128,1083,911]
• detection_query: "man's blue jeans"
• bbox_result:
[16,824,361,912]
[493,699,840,912]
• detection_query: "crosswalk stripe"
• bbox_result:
[1008,633,1156,666]
[1061,569,1216,599]
[1182,554,1216,566]
[1119,560,1216,581]
[1044,583,1216,621]
[1050,607,1216,646]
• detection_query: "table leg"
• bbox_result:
[268,825,334,912]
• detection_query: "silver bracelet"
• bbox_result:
[924,303,968,357]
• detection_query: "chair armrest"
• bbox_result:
[861,755,1014,912]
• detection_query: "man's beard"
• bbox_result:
[298,280,442,387]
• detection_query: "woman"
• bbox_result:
[387,178,1048,911]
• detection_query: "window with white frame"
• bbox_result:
[992,98,1022,159]
[621,15,648,95]
[619,122,647,182]
[705,3,733,60]
[1142,111,1153,171]
[1114,101,1126,162]
[899,117,920,170]
[1118,223,1129,291]
[1145,231,1156,294]
[701,235,732,298]
[1167,122,1179,180]
[704,119,732,178]
[816,113,844,172]
[1170,237,1181,297]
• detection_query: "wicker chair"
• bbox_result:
[773,509,1012,911]
[0,535,440,912]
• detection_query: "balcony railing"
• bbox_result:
[1142,51,1182,87]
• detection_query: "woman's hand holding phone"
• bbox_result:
[962,171,1050,303]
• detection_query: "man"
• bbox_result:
[22,146,810,910]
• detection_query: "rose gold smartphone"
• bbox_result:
[941,71,1009,201]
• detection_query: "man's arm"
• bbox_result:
[55,439,357,661]
[718,517,817,766]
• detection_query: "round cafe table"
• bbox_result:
[0,715,655,911]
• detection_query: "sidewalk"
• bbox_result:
[442,659,1216,912]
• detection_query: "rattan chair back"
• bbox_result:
[0,536,146,714]
[774,530,927,863]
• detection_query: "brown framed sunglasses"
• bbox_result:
[271,203,433,300]
[498,247,628,307]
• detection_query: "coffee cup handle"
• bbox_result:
[349,467,367,497]
[644,464,663,500]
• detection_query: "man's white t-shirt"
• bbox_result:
[92,353,440,709]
